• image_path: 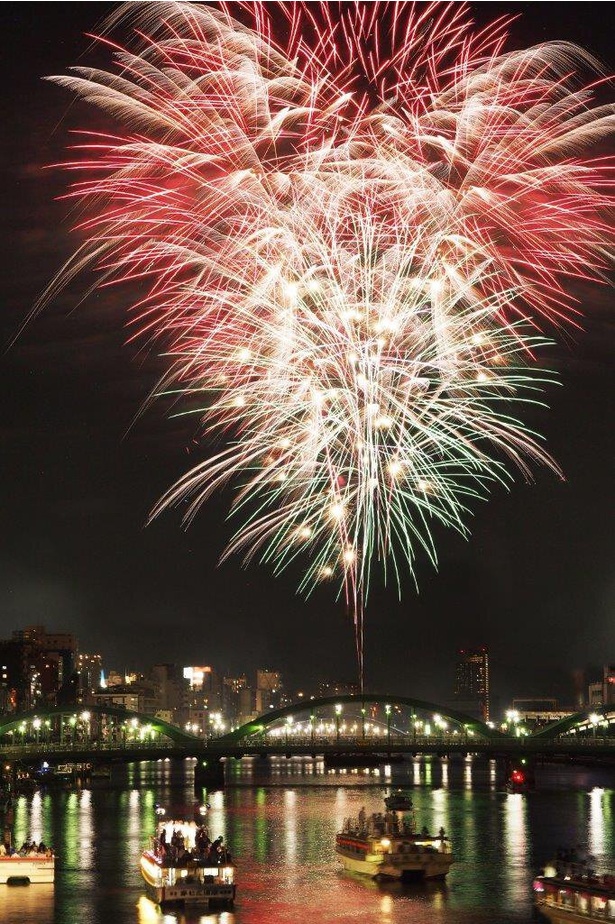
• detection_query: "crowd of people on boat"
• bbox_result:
[0,839,53,857]
[343,808,416,838]
[545,845,600,881]
[153,823,231,867]
[343,808,447,841]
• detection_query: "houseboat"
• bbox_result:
[534,864,615,922]
[336,808,453,881]
[384,790,414,811]
[0,849,55,885]
[140,816,235,907]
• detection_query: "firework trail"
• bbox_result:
[48,2,614,685]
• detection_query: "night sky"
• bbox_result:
[1,3,613,709]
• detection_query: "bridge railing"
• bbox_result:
[0,734,612,761]
[0,740,203,758]
[210,733,615,749]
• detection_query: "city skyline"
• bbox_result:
[3,619,613,726]
[1,3,614,706]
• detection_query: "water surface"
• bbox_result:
[0,756,613,924]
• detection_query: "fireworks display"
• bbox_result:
[49,2,613,681]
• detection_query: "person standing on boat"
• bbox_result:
[196,826,210,856]
[358,807,366,831]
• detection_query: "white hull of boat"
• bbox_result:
[140,854,235,907]
[336,849,453,881]
[143,879,235,906]
[0,856,55,884]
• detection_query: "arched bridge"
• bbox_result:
[0,698,613,766]
[205,696,615,765]
[0,703,203,766]
[0,703,200,744]
[216,693,506,746]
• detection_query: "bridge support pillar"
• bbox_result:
[194,757,225,792]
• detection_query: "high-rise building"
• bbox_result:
[13,625,77,684]
[0,640,25,712]
[182,665,221,726]
[255,669,282,713]
[0,625,79,710]
[221,675,248,724]
[76,653,103,702]
[454,647,490,721]
[183,666,216,694]
[151,663,185,716]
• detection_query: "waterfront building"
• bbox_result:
[453,647,490,721]
[506,698,573,731]
[588,664,615,707]
[92,681,157,715]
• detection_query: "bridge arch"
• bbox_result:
[531,704,615,739]
[217,693,506,744]
[0,704,200,745]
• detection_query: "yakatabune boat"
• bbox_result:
[0,851,55,885]
[140,817,236,907]
[384,790,414,812]
[534,862,615,923]
[336,808,453,881]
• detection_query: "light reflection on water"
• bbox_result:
[0,757,612,924]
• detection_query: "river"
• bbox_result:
[0,756,613,924]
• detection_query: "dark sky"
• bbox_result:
[1,3,613,709]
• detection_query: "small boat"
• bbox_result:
[384,790,413,812]
[506,767,534,794]
[534,861,615,922]
[0,849,55,885]
[140,815,236,907]
[336,808,454,881]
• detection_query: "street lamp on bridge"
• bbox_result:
[385,704,391,747]
[589,713,601,739]
[335,704,342,743]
